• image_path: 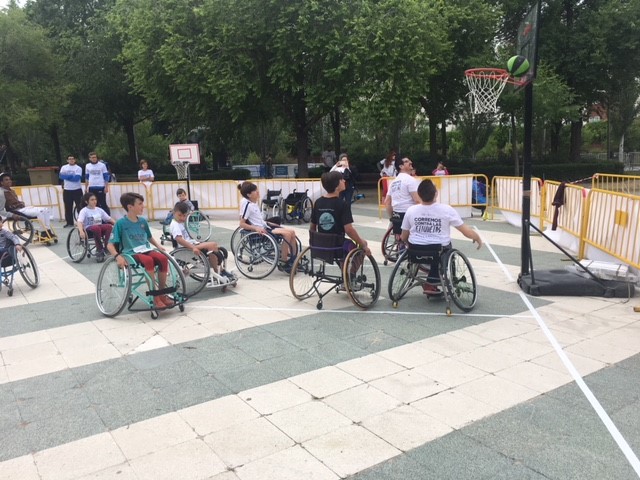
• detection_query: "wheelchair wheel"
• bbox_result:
[443,250,478,312]
[170,247,209,298]
[234,232,278,279]
[96,257,131,317]
[164,253,188,305]
[381,226,402,266]
[388,251,419,303]
[302,197,312,223]
[289,247,315,300]
[66,228,88,263]
[230,227,244,256]
[17,247,39,288]
[10,217,35,245]
[186,211,212,242]
[344,249,380,309]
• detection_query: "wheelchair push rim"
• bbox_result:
[289,246,315,300]
[388,250,419,302]
[96,257,131,317]
[343,249,381,309]
[10,217,35,245]
[17,247,39,288]
[170,247,209,298]
[66,227,88,263]
[444,250,478,311]
[234,232,278,279]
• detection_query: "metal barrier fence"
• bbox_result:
[540,180,587,237]
[376,174,489,219]
[490,176,543,228]
[592,173,640,195]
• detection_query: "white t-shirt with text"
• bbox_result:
[401,202,463,246]
[388,172,419,213]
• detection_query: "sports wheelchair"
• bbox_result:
[0,245,39,296]
[387,245,477,316]
[233,227,302,279]
[159,201,211,245]
[170,246,237,297]
[381,216,405,266]
[95,249,187,319]
[66,226,105,263]
[261,189,282,220]
[6,212,58,246]
[281,189,312,224]
[289,231,380,310]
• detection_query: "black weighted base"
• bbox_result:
[518,269,635,298]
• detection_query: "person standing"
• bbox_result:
[330,153,356,204]
[59,155,83,227]
[138,159,154,187]
[432,161,449,176]
[378,150,397,202]
[85,152,111,215]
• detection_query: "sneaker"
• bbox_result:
[221,270,236,281]
[96,251,105,263]
[422,283,442,295]
[278,261,292,274]
[63,224,73,228]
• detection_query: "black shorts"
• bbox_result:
[391,211,406,235]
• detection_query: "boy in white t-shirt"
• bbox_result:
[170,202,235,286]
[401,179,482,294]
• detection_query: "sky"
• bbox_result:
[0,0,25,9]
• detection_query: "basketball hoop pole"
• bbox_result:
[521,82,534,277]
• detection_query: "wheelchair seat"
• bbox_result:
[406,243,446,264]
[8,209,37,220]
[263,190,281,207]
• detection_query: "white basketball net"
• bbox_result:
[173,161,190,180]
[465,69,510,115]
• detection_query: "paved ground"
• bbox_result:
[1,192,640,480]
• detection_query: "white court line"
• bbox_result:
[480,229,640,477]
[190,303,535,319]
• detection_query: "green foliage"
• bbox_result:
[246,152,261,166]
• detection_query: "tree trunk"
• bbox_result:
[511,113,519,176]
[429,114,437,158]
[295,126,309,178]
[440,122,447,159]
[618,133,625,163]
[49,125,62,166]
[549,122,561,155]
[569,120,582,163]
[2,133,20,174]
[123,117,138,165]
[330,106,341,156]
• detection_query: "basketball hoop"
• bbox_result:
[465,68,513,114]
[173,161,190,180]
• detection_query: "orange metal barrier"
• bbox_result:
[490,176,543,227]
[592,173,640,195]
[540,180,588,237]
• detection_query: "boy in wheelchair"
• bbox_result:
[107,192,175,309]
[77,192,115,262]
[238,181,298,272]
[170,201,236,286]
[400,179,482,295]
[0,216,23,259]
[310,171,370,260]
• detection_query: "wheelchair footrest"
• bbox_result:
[146,286,177,297]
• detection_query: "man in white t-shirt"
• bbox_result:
[384,157,420,236]
[401,179,482,294]
[85,152,111,215]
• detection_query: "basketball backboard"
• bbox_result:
[516,1,541,87]
[169,144,201,165]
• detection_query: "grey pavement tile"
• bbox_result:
[72,357,139,386]
[126,345,187,370]
[581,366,640,413]
[12,369,80,398]
[306,339,369,364]
[479,464,551,480]
[267,327,339,350]
[155,376,231,411]
[0,385,15,405]
[348,453,432,479]
[93,390,170,430]
[610,400,640,454]
[83,373,154,405]
[233,332,301,362]
[18,388,91,423]
[0,405,21,433]
[346,331,406,354]
[214,361,283,394]
[23,407,106,453]
[314,317,376,340]
[260,349,326,378]
[0,428,33,462]
[140,359,210,388]
[179,335,232,355]
[190,347,258,374]
[614,353,640,372]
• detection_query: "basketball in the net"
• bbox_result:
[507,55,530,77]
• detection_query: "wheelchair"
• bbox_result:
[160,201,211,245]
[6,212,58,246]
[289,231,381,310]
[95,249,187,319]
[233,228,302,279]
[261,189,282,220]
[281,189,312,224]
[0,245,39,296]
[170,246,237,298]
[66,226,101,263]
[381,216,405,266]
[387,245,477,316]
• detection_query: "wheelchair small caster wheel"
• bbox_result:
[8,288,13,297]
[392,301,398,308]
[151,310,159,320]
[54,239,59,244]
[446,308,452,317]
[384,260,388,266]
[316,301,323,310]
[179,304,185,312]
[221,286,227,293]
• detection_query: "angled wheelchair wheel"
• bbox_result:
[17,247,39,288]
[10,217,35,245]
[290,247,315,300]
[96,257,131,317]
[443,249,477,312]
[302,197,312,223]
[388,250,419,302]
[234,232,278,279]
[164,253,188,306]
[344,249,380,309]
[170,247,209,298]
[66,228,88,263]
[186,211,212,242]
[230,227,245,256]
[381,226,402,266]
